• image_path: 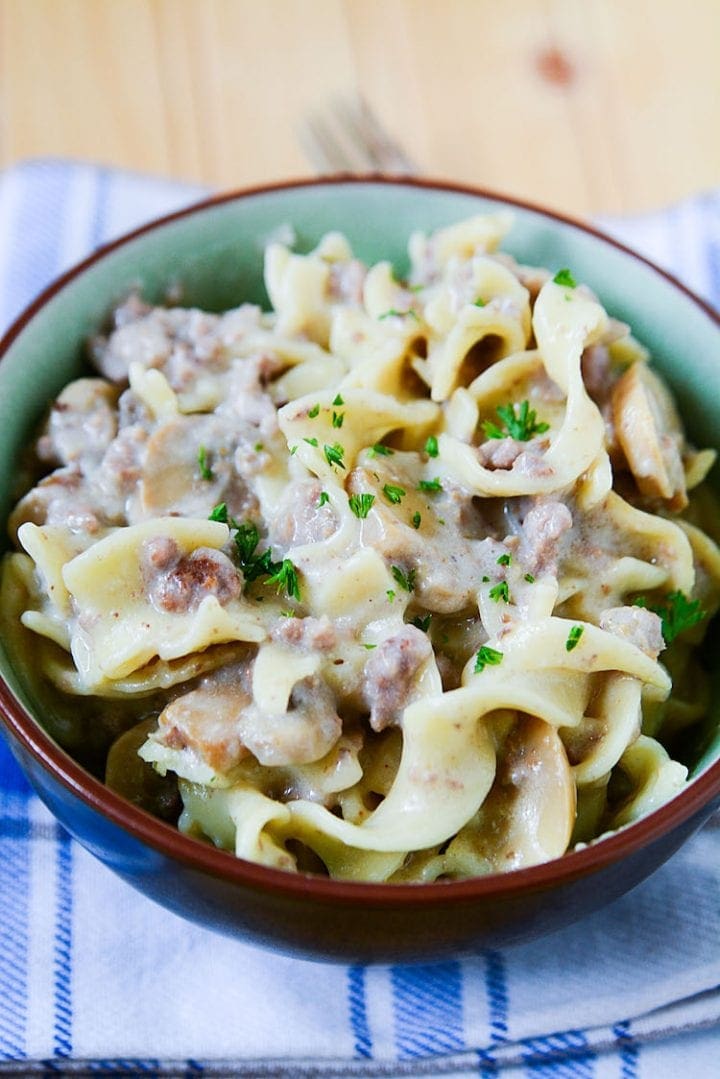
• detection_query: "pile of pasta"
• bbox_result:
[4,212,720,882]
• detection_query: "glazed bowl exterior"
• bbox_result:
[1,177,719,962]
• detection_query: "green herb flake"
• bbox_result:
[424,435,439,458]
[489,581,510,604]
[308,403,320,419]
[473,296,486,307]
[280,609,296,618]
[553,268,577,288]
[566,625,584,652]
[524,573,535,583]
[267,559,301,602]
[362,642,377,650]
[234,522,260,569]
[497,553,512,566]
[378,308,419,321]
[303,437,319,447]
[383,483,407,505]
[418,477,442,493]
[368,443,394,457]
[474,645,504,673]
[412,614,432,633]
[634,590,706,645]
[197,445,213,481]
[386,589,396,603]
[324,443,346,470]
[318,491,330,507]
[209,502,228,523]
[481,575,490,583]
[391,565,416,592]
[332,393,344,406]
[254,442,264,453]
[289,445,298,456]
[332,410,345,429]
[482,400,550,442]
[411,511,422,529]
[348,493,375,519]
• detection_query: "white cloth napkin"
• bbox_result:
[0,160,719,1078]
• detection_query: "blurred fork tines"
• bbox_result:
[301,96,417,176]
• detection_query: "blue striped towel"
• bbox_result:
[1,160,719,1078]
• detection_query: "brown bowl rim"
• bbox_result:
[1,172,719,907]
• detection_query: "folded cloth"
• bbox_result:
[0,160,719,1078]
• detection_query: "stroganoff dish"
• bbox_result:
[3,214,720,882]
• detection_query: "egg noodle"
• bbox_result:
[3,214,720,881]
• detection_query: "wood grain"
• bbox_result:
[0,0,718,217]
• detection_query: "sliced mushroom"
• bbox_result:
[106,716,181,821]
[157,681,254,775]
[444,714,576,874]
[612,362,687,510]
[140,414,257,520]
[36,378,120,469]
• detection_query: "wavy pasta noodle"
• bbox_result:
[3,215,720,882]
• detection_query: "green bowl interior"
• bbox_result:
[0,180,718,775]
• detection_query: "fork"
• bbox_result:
[300,96,418,175]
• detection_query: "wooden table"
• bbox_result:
[1,0,718,219]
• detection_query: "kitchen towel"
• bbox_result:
[0,160,719,1078]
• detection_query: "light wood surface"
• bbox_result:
[1,0,718,218]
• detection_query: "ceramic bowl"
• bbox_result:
[1,177,719,962]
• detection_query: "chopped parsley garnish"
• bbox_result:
[383,483,406,505]
[318,491,330,507]
[234,522,261,568]
[386,589,396,603]
[197,445,213,481]
[303,437,319,447]
[489,581,510,603]
[481,575,490,583]
[332,393,344,406]
[391,565,416,592]
[267,559,301,602]
[280,609,296,618]
[348,493,375,519]
[634,590,706,645]
[308,403,320,419]
[524,573,535,583]
[368,443,394,457]
[473,296,486,307]
[497,553,512,566]
[411,511,422,529]
[324,443,346,470]
[209,502,228,523]
[363,642,377,650]
[332,410,344,429]
[412,614,432,633]
[482,400,550,442]
[566,625,584,652]
[254,442,264,453]
[229,523,301,601]
[289,445,298,455]
[424,435,439,458]
[553,268,577,288]
[418,477,442,493]
[378,308,418,321]
[474,646,504,673]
